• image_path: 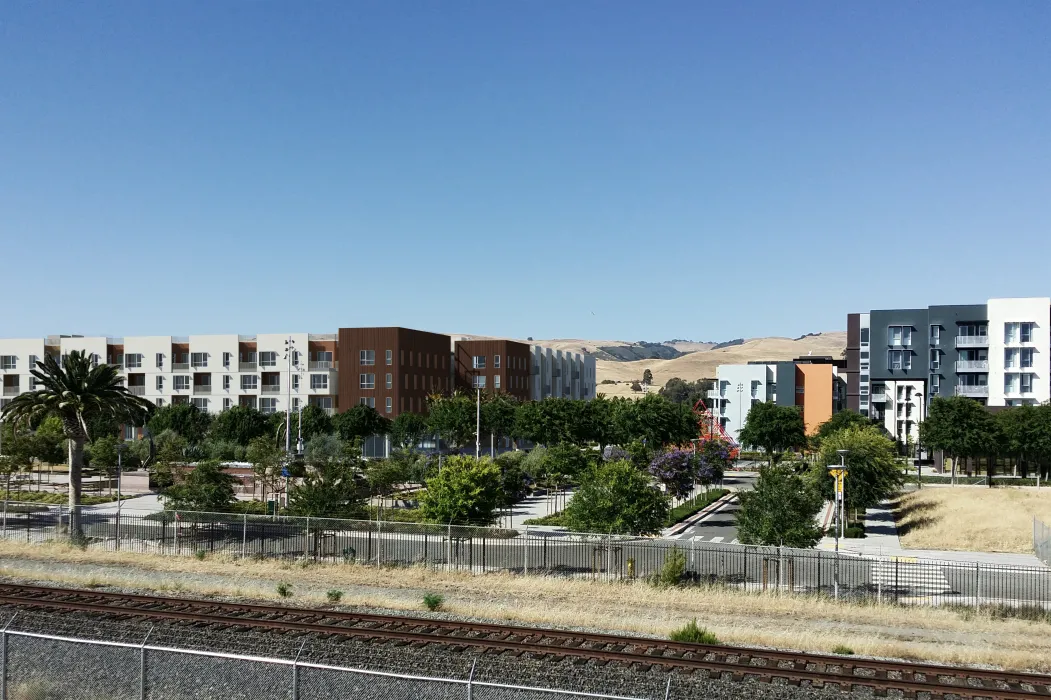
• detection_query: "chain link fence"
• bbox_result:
[0,621,647,700]
[1037,518,1051,567]
[2,502,1051,607]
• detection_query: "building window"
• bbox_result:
[156,353,164,368]
[360,350,375,366]
[494,355,501,369]
[223,398,232,411]
[494,375,501,390]
[156,376,164,391]
[473,375,487,389]
[360,373,375,389]
[0,356,15,370]
[930,325,941,345]
[1021,347,1034,369]
[241,375,259,390]
[359,397,376,408]
[1005,373,1019,394]
[1005,323,1017,344]
[223,352,232,368]
[385,350,392,366]
[312,396,333,410]
[385,373,392,389]
[888,350,902,370]
[930,375,940,394]
[191,352,208,368]
[311,374,328,390]
[223,375,231,390]
[1022,373,1034,393]
[291,374,300,390]
[292,397,301,411]
[1021,322,1034,343]
[473,356,486,369]
[860,328,869,345]
[125,354,142,369]
[155,398,165,407]
[259,351,277,367]
[174,376,190,391]
[385,397,392,414]
[888,326,911,346]
[260,398,277,414]
[192,397,208,411]
[1005,348,1019,369]
[929,350,939,371]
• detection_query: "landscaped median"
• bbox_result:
[665,489,733,535]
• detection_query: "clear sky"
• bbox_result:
[2,2,1049,343]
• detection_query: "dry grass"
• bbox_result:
[1,540,1050,672]
[896,487,1051,553]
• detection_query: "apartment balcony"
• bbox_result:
[955,384,989,397]
[239,362,258,372]
[870,392,888,402]
[2,386,20,396]
[128,386,146,396]
[707,389,723,400]
[955,336,988,348]
[308,361,337,370]
[172,362,190,371]
[261,385,281,394]
[956,360,989,372]
[193,385,212,395]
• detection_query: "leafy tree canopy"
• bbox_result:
[147,403,213,445]
[658,377,714,408]
[737,402,807,463]
[919,397,1001,460]
[425,394,476,448]
[209,405,270,446]
[562,460,669,536]
[390,411,429,450]
[736,466,823,548]
[162,460,237,513]
[286,459,367,519]
[333,405,391,444]
[809,425,903,514]
[814,410,878,443]
[419,455,503,525]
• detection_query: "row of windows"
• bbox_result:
[152,374,332,391]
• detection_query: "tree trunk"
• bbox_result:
[68,436,85,541]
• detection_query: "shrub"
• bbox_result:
[669,620,718,644]
[844,525,865,539]
[194,550,206,561]
[651,547,687,588]
[423,593,444,611]
[832,644,855,655]
[326,589,343,603]
[276,582,293,598]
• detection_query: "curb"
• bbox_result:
[666,492,738,537]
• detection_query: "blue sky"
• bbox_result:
[2,2,1049,342]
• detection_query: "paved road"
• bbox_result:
[670,472,757,544]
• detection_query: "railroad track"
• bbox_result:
[0,583,1048,699]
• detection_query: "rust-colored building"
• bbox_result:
[336,327,452,417]
[453,339,532,401]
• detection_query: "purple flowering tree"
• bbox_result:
[647,449,696,501]
[695,439,733,491]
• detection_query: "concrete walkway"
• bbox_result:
[502,490,575,530]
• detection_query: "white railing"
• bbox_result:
[239,362,258,372]
[955,336,988,348]
[240,384,259,392]
[128,386,146,396]
[2,387,19,396]
[193,385,211,395]
[309,361,335,370]
[955,384,989,397]
[172,362,190,371]
[870,392,887,402]
[261,385,281,393]
[956,360,989,371]
[706,389,723,399]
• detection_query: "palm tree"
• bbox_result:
[0,351,152,540]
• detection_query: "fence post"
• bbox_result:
[376,518,382,567]
[447,524,452,572]
[292,640,305,700]
[242,514,248,559]
[305,517,311,560]
[2,500,6,535]
[523,524,529,576]
[975,562,981,610]
[877,557,882,604]
[2,614,17,700]
[466,658,476,700]
[139,626,152,700]
[115,502,121,552]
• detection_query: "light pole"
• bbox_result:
[116,442,127,502]
[283,337,299,456]
[829,449,849,600]
[736,382,744,445]
[475,387,481,460]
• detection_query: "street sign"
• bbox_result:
[829,468,848,494]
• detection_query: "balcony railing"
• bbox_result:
[955,384,989,397]
[956,360,989,371]
[870,392,887,402]
[261,385,281,394]
[239,362,258,372]
[2,386,20,396]
[172,363,190,371]
[707,389,723,400]
[955,336,988,348]
[128,386,146,396]
[193,385,212,395]
[309,361,337,370]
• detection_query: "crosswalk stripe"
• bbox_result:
[709,536,724,543]
[873,560,953,595]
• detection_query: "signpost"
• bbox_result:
[829,450,849,599]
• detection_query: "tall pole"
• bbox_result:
[736,383,744,445]
[475,388,481,460]
[285,336,293,455]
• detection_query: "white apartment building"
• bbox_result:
[529,346,597,401]
[707,363,776,444]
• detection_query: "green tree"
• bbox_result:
[809,426,903,519]
[272,405,334,448]
[304,433,349,466]
[88,435,120,470]
[995,405,1051,480]
[0,427,35,498]
[494,450,530,506]
[642,369,654,385]
[737,402,807,465]
[150,429,187,489]
[246,436,283,503]
[419,455,503,525]
[286,459,367,519]
[814,410,877,443]
[481,393,519,449]
[333,405,391,444]
[616,394,697,449]
[736,466,823,547]
[32,416,68,465]
[562,460,669,536]
[579,395,620,448]
[658,378,714,408]
[426,394,476,448]
[209,405,269,446]
[512,398,575,446]
[0,351,152,538]
[147,403,212,445]
[365,458,411,508]
[162,460,237,512]
[919,396,1001,483]
[390,412,429,451]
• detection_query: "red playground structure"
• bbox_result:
[692,397,740,458]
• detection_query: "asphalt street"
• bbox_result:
[670,470,758,544]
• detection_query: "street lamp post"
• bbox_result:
[736,382,744,445]
[829,449,849,600]
[475,387,481,460]
[116,442,127,502]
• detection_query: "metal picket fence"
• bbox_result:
[1037,518,1051,567]
[2,502,1051,608]
[0,621,650,700]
